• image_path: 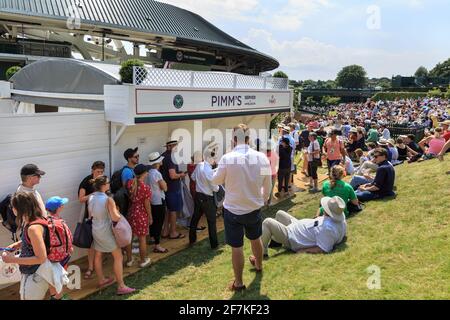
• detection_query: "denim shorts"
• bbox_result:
[165,190,183,212]
[224,209,263,248]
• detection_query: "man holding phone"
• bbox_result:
[161,140,186,240]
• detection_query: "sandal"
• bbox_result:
[228,280,246,292]
[153,247,169,254]
[117,287,137,296]
[98,277,114,289]
[169,233,186,240]
[84,269,94,279]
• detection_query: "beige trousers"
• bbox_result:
[262,210,298,255]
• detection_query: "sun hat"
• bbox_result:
[45,196,69,212]
[320,196,346,222]
[387,139,396,146]
[148,152,164,165]
[440,120,450,126]
[282,126,291,132]
[349,128,358,133]
[378,138,389,146]
[164,140,179,147]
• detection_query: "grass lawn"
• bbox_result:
[88,158,450,300]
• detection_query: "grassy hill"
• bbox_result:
[89,158,450,300]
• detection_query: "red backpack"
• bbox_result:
[25,216,73,263]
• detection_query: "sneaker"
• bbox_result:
[139,258,151,268]
[125,258,135,268]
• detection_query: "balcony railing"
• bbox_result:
[133,67,289,90]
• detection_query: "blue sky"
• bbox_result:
[163,0,450,80]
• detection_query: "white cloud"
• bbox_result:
[245,28,439,80]
[160,0,259,21]
[160,0,332,31]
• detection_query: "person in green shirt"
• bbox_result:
[317,165,359,217]
[367,123,380,143]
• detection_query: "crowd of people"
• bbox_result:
[1,96,449,298]
[300,97,449,129]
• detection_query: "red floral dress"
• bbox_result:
[127,180,152,237]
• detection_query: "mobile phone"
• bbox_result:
[0,248,15,252]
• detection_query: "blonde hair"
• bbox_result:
[330,165,345,189]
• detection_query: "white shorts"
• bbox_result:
[20,273,49,300]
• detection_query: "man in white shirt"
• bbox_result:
[189,151,220,249]
[17,164,47,217]
[260,196,347,257]
[212,124,272,292]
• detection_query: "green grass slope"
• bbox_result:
[89,158,450,300]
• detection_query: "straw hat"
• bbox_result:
[387,139,396,146]
[378,138,389,146]
[148,152,164,165]
[321,196,346,222]
[440,120,450,126]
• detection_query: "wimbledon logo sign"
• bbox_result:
[173,95,184,109]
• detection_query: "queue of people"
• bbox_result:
[1,108,448,298]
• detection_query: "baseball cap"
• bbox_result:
[124,147,139,161]
[21,164,46,177]
[45,196,69,212]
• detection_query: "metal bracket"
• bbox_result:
[112,123,127,145]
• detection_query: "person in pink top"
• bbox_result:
[419,127,446,160]
[323,129,346,174]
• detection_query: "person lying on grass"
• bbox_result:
[250,196,347,264]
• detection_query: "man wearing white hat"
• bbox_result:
[258,196,347,257]
[161,141,186,240]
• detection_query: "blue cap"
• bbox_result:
[45,197,69,212]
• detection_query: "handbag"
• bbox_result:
[0,254,21,285]
[73,203,93,249]
[112,216,132,248]
[347,201,365,214]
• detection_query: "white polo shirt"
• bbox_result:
[212,144,272,215]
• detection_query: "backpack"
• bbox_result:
[0,194,18,241]
[110,166,128,194]
[25,216,73,263]
[113,188,130,218]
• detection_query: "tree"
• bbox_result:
[321,96,341,105]
[120,59,147,84]
[273,71,288,79]
[414,66,429,78]
[430,58,450,78]
[427,87,443,98]
[336,65,368,89]
[444,86,450,99]
[5,66,21,81]
[305,96,315,105]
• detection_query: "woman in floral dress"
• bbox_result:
[126,164,153,268]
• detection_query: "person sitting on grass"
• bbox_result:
[355,148,396,202]
[396,137,408,162]
[257,196,347,259]
[318,165,359,218]
[418,127,446,161]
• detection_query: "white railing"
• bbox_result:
[133,67,289,90]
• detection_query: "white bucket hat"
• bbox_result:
[148,152,164,165]
[321,196,346,222]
